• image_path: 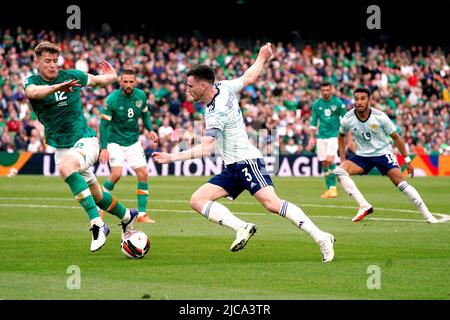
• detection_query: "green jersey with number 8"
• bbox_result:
[101,88,149,147]
[23,69,95,148]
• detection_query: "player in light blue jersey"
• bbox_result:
[153,43,335,262]
[336,87,439,224]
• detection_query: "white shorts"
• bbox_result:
[54,137,99,185]
[316,137,338,162]
[107,141,147,169]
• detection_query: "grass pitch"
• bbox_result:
[0,175,449,300]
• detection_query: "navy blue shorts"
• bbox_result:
[348,154,400,175]
[208,158,273,200]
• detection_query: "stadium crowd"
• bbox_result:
[0,27,449,156]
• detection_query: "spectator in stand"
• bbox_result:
[0,28,448,157]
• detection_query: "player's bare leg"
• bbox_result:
[190,183,253,252]
[386,168,439,223]
[254,186,335,262]
[335,161,373,222]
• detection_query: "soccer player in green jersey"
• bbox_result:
[23,42,139,252]
[99,69,159,224]
[307,83,347,198]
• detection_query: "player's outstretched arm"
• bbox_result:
[25,80,81,100]
[88,59,118,87]
[152,136,216,164]
[240,42,273,87]
[390,132,414,177]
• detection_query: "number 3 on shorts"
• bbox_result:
[242,167,252,182]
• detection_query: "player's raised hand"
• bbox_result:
[54,79,80,92]
[259,42,274,61]
[406,162,415,178]
[98,59,117,76]
[152,152,173,164]
[99,149,110,165]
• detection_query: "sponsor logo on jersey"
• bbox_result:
[135,100,142,108]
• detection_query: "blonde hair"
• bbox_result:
[34,41,60,57]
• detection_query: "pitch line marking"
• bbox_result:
[0,196,449,216]
[0,202,448,223]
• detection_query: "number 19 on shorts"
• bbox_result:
[385,153,398,165]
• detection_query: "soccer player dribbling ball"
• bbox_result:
[152,43,336,262]
[24,42,139,252]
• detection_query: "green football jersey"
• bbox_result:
[310,96,347,139]
[23,69,95,148]
[101,88,149,146]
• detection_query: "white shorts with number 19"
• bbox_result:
[107,141,147,169]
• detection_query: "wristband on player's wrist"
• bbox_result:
[404,156,411,163]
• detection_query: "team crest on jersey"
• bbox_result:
[135,100,143,108]
[370,124,378,131]
[331,105,337,111]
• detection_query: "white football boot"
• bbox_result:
[90,224,110,252]
[318,232,336,263]
[426,216,440,224]
[230,223,257,252]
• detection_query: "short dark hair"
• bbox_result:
[353,87,371,97]
[320,82,332,88]
[121,69,135,77]
[187,64,215,84]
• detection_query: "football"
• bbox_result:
[121,230,150,259]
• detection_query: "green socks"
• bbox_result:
[103,179,115,192]
[323,164,337,189]
[328,163,337,188]
[137,182,149,213]
[323,166,330,189]
[65,172,99,221]
[96,191,127,220]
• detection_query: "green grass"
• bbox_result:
[0,175,449,300]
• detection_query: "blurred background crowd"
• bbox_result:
[0,27,449,156]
